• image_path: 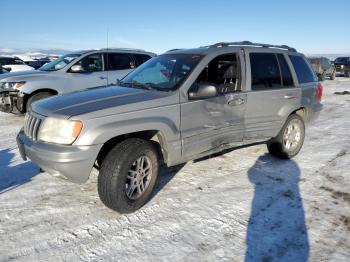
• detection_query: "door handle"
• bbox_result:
[284,94,297,99]
[228,98,245,106]
[99,76,108,80]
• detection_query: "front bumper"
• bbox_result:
[17,130,102,183]
[0,90,24,113]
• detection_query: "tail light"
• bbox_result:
[316,83,323,103]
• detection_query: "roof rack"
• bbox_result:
[205,41,297,52]
[166,48,183,53]
[99,47,146,52]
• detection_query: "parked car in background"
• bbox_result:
[0,66,10,74]
[17,41,322,213]
[308,57,336,81]
[25,58,52,70]
[0,56,34,72]
[0,49,155,113]
[334,57,350,77]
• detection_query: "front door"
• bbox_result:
[67,53,108,92]
[181,53,246,159]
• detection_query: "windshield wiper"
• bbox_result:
[119,81,157,91]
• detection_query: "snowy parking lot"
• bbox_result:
[0,78,349,261]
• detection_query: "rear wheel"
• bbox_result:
[318,72,325,81]
[26,92,53,111]
[345,69,350,78]
[98,138,159,213]
[267,114,305,159]
[330,70,336,80]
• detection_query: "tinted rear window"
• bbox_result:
[289,55,316,84]
[250,53,281,90]
[107,53,135,70]
[277,54,294,87]
[134,54,152,66]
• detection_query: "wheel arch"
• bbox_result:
[24,88,58,111]
[95,130,169,169]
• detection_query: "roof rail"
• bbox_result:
[99,47,146,52]
[205,41,297,52]
[166,48,183,53]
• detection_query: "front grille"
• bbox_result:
[24,112,42,141]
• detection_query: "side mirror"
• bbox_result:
[70,65,85,73]
[188,83,218,99]
[3,67,11,72]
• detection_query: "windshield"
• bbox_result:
[119,54,203,91]
[39,53,81,71]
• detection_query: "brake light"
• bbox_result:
[316,83,323,103]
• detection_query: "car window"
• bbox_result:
[277,54,294,87]
[250,53,281,90]
[120,54,203,91]
[134,54,152,66]
[107,53,135,70]
[289,55,317,84]
[74,53,103,72]
[194,53,241,94]
[0,58,25,65]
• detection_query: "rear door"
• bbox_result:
[244,52,301,140]
[133,53,152,67]
[105,53,136,85]
[288,54,319,113]
[66,52,108,92]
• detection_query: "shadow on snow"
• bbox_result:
[0,148,39,194]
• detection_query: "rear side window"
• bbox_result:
[0,58,24,65]
[250,53,281,90]
[289,55,316,84]
[134,54,152,66]
[277,54,294,87]
[107,53,135,70]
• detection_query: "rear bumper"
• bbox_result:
[307,103,322,123]
[17,130,102,183]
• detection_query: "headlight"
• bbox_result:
[341,65,344,69]
[38,118,83,145]
[0,81,26,90]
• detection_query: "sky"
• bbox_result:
[1,0,350,55]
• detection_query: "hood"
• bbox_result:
[0,69,54,81]
[31,85,175,118]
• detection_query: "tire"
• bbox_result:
[26,92,53,111]
[98,138,159,213]
[330,70,336,80]
[346,70,350,78]
[318,73,325,81]
[267,114,305,159]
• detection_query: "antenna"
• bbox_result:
[106,28,109,50]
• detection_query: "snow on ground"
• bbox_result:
[0,78,350,262]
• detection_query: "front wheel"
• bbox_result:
[98,138,159,213]
[26,92,53,111]
[330,70,336,80]
[267,114,305,159]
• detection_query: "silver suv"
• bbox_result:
[0,49,155,113]
[17,41,323,213]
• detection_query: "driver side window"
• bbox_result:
[73,53,103,72]
[194,53,241,94]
